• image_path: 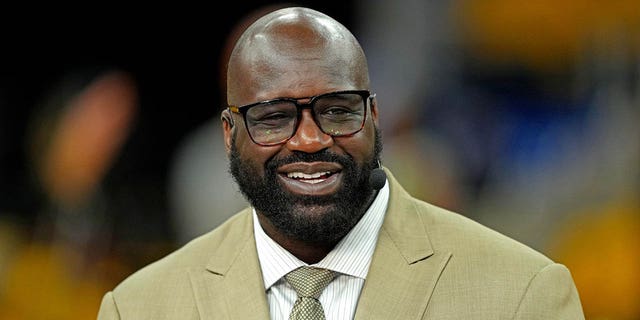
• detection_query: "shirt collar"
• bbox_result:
[253,180,389,290]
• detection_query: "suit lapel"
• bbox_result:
[189,209,271,319]
[355,170,451,320]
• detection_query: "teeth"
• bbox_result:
[287,171,331,179]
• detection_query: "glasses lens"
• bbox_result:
[245,101,297,145]
[314,93,366,136]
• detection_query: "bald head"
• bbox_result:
[226,7,370,106]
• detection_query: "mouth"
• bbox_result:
[285,171,335,183]
[277,162,343,196]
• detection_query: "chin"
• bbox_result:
[291,202,338,219]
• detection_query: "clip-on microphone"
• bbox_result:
[369,160,387,190]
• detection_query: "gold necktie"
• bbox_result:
[285,267,337,320]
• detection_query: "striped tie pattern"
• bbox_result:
[285,267,337,320]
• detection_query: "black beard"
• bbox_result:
[229,128,383,244]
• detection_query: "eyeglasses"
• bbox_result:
[228,90,374,146]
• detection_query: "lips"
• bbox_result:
[277,162,343,195]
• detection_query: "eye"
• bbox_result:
[322,107,353,116]
[246,101,296,124]
[259,112,290,121]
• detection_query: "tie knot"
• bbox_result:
[285,267,336,299]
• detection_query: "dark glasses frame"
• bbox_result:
[228,90,374,146]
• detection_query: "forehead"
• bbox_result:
[228,11,367,105]
[246,55,359,102]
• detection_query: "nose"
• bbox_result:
[286,109,333,152]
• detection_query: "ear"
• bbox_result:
[221,109,234,155]
[369,94,379,127]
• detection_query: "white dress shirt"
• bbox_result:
[253,180,389,320]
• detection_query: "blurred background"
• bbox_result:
[0,1,638,319]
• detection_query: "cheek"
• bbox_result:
[335,123,376,162]
[234,131,280,172]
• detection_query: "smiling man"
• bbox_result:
[98,7,585,319]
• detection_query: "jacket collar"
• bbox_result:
[192,208,272,319]
[354,168,451,319]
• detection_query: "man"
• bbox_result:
[98,7,585,319]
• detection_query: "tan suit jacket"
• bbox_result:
[98,169,584,319]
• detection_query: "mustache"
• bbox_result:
[266,150,354,170]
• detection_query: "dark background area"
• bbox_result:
[0,1,355,237]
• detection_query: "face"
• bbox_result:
[224,11,380,243]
